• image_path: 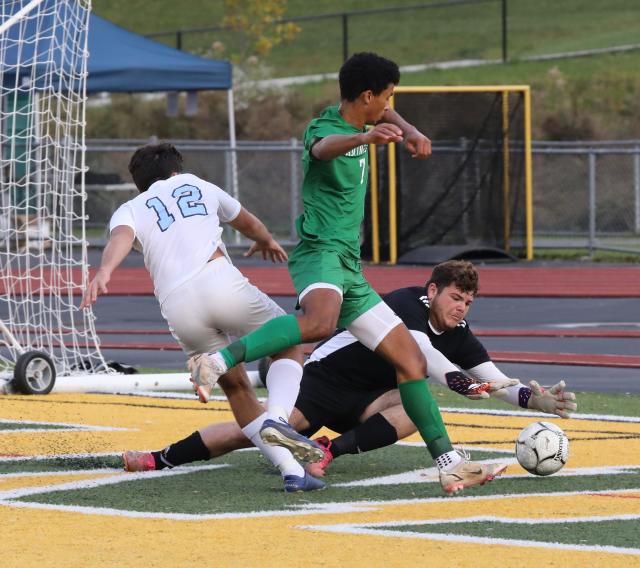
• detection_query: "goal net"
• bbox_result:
[0,0,108,384]
[364,86,533,263]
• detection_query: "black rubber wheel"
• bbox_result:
[13,351,56,395]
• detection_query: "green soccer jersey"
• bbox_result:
[296,105,369,261]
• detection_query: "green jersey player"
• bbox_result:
[188,52,508,494]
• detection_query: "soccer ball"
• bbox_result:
[515,421,569,476]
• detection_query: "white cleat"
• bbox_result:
[440,459,508,495]
[187,354,226,403]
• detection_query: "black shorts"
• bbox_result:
[294,362,393,437]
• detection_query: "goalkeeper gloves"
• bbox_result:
[527,380,578,418]
[445,371,519,400]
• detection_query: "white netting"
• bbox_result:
[0,0,108,378]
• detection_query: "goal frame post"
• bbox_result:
[368,85,533,264]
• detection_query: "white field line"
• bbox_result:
[0,418,129,432]
[0,464,228,500]
[4,487,640,522]
[335,463,640,488]
[0,460,638,520]
[0,452,120,462]
[298,515,640,556]
[396,441,516,454]
[0,468,123,479]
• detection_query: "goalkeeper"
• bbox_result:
[123,260,577,477]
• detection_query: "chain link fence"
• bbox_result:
[83,139,640,256]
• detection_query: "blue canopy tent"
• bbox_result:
[1,2,238,196]
[2,2,232,91]
[86,14,231,93]
[86,13,239,199]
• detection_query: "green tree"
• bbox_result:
[222,0,300,62]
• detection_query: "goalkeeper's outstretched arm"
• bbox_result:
[409,331,578,417]
[466,362,578,418]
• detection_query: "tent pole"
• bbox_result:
[227,88,240,244]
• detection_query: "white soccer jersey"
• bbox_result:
[109,173,241,304]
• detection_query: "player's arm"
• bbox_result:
[381,108,431,159]
[311,123,403,161]
[466,362,578,418]
[228,207,287,263]
[80,225,134,308]
[409,330,496,398]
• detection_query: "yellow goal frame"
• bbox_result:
[369,85,533,263]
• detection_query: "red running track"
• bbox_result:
[5,264,635,297]
[106,265,640,297]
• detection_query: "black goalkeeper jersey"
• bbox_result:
[306,286,490,390]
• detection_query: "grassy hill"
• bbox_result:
[90,0,640,140]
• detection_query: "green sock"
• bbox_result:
[219,314,301,368]
[398,379,453,459]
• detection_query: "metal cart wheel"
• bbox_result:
[13,351,56,395]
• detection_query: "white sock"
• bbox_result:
[436,450,464,472]
[241,412,304,478]
[265,358,303,421]
[208,351,228,373]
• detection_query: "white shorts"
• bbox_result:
[160,257,285,357]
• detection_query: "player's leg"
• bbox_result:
[191,247,346,388]
[346,285,507,493]
[204,365,320,484]
[159,267,323,489]
[124,365,318,488]
[305,388,402,476]
[123,421,252,472]
[184,265,326,463]
[124,406,318,473]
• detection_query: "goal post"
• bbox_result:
[366,85,534,264]
[0,0,110,392]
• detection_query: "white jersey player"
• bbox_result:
[81,142,325,493]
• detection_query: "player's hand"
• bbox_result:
[80,269,110,309]
[483,377,521,398]
[462,378,519,400]
[364,123,404,146]
[446,371,492,399]
[244,238,288,263]
[403,127,431,159]
[527,380,577,418]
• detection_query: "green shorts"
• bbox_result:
[288,243,382,328]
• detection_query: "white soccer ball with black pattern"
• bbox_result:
[515,421,569,476]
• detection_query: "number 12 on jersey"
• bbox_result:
[145,184,208,231]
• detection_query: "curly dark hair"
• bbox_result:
[339,52,400,102]
[128,142,183,192]
[426,260,479,295]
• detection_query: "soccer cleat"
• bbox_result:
[122,450,156,472]
[260,418,325,463]
[439,458,508,495]
[187,353,226,403]
[284,472,326,493]
[304,436,334,477]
